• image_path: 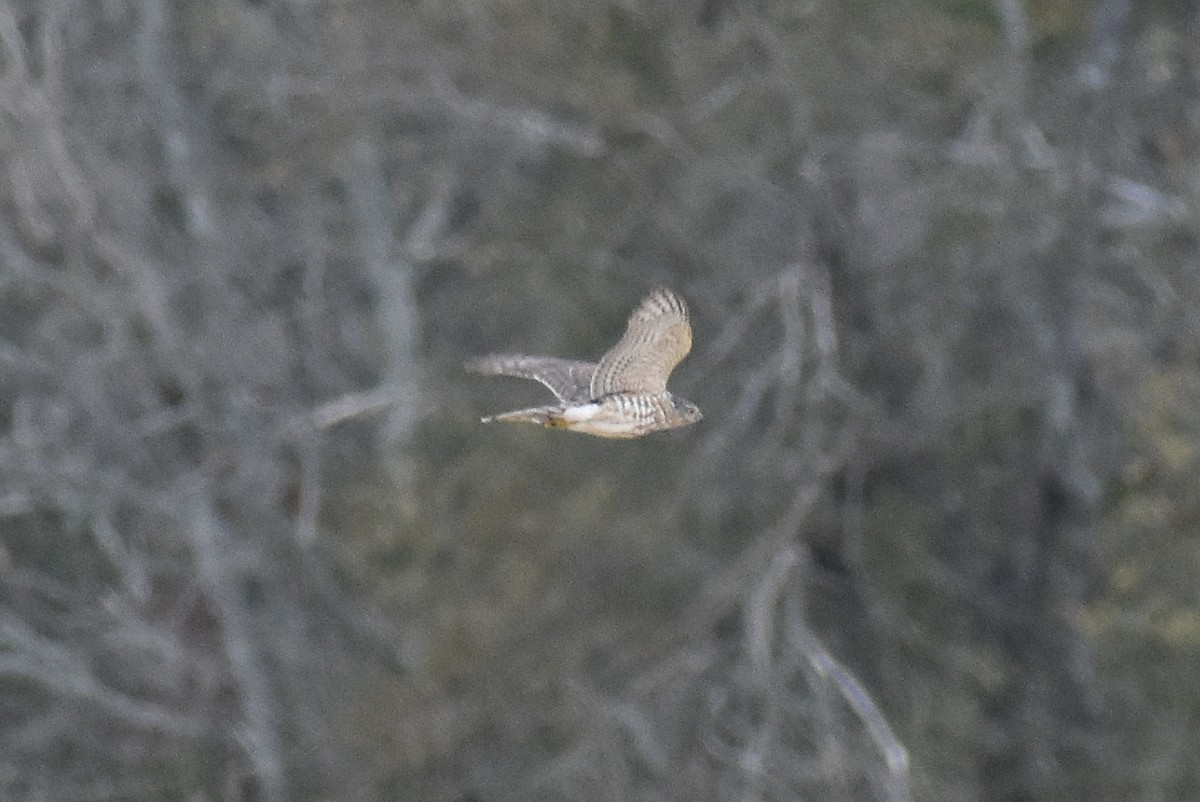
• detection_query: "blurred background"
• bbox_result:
[1,0,1197,800]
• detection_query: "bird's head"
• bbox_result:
[671,395,703,426]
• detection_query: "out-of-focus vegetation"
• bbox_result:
[1,0,1197,800]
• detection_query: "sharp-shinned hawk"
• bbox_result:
[468,288,702,438]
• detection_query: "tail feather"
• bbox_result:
[480,405,564,426]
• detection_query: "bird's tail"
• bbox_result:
[480,405,566,427]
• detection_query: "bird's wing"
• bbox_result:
[590,288,692,397]
[467,355,597,404]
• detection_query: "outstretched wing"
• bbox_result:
[590,288,692,397]
[467,355,597,404]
